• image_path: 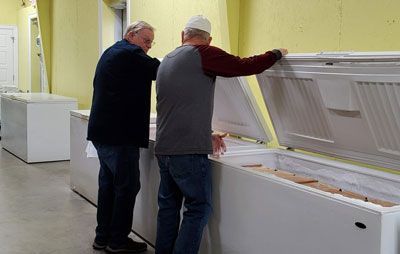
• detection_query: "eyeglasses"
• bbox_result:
[135,32,155,46]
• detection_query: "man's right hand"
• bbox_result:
[279,48,288,56]
[211,132,227,158]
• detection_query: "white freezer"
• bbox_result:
[70,110,99,203]
[69,111,158,205]
[206,150,400,254]
[0,86,20,120]
[133,141,268,249]
[69,90,266,245]
[200,52,400,254]
[70,52,400,254]
[134,52,400,254]
[69,109,160,244]
[1,93,78,163]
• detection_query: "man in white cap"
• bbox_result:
[155,15,287,254]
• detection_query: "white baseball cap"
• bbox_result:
[185,15,211,34]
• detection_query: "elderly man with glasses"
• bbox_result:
[88,20,160,253]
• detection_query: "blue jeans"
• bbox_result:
[155,154,212,254]
[92,142,141,248]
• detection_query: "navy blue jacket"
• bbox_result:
[87,39,160,147]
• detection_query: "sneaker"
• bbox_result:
[93,240,107,250]
[106,238,147,253]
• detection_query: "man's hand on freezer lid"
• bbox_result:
[212,132,227,158]
[272,48,288,59]
[279,48,288,56]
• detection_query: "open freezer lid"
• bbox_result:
[1,93,78,103]
[256,51,400,170]
[212,76,271,143]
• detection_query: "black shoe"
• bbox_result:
[93,240,107,250]
[106,238,147,253]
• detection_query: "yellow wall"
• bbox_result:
[130,0,229,56]
[130,0,233,112]
[238,0,400,173]
[340,1,400,50]
[51,0,99,109]
[0,0,19,25]
[102,1,117,50]
[239,0,400,55]
[238,0,347,147]
[46,0,234,109]
[31,0,400,172]
[226,0,240,55]
[239,0,400,147]
[17,5,37,92]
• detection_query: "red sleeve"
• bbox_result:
[195,45,278,77]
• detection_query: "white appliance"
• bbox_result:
[70,110,99,203]
[70,52,400,254]
[69,111,157,205]
[1,93,77,163]
[204,52,400,254]
[134,52,400,254]
[0,86,20,120]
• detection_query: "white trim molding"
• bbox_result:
[28,13,38,92]
[126,0,131,25]
[97,0,103,58]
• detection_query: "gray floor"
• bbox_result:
[0,147,155,254]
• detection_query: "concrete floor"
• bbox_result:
[0,147,155,254]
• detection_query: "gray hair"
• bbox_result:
[124,20,155,37]
[183,27,210,41]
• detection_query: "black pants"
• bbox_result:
[92,142,140,248]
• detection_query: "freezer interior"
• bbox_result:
[215,149,400,208]
[211,54,400,208]
[205,148,400,254]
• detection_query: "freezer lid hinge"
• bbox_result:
[228,134,242,140]
[226,133,266,145]
[286,147,295,151]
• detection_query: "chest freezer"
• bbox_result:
[70,110,99,204]
[69,110,158,205]
[70,92,267,209]
[70,52,400,254]
[69,109,160,244]
[0,86,19,121]
[200,52,400,254]
[1,92,78,163]
[133,52,400,254]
